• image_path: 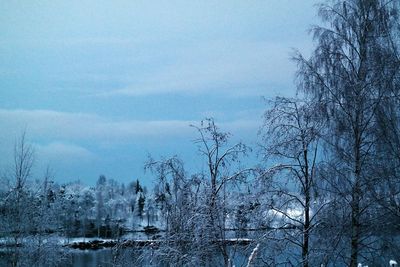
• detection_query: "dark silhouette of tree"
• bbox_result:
[295,0,400,265]
[259,97,323,267]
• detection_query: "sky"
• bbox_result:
[0,0,319,187]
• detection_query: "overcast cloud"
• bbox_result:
[0,0,319,185]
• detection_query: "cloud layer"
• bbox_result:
[0,0,319,184]
[0,108,259,144]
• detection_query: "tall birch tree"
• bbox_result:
[295,0,400,265]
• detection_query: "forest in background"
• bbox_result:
[1,0,400,266]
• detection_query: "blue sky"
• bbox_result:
[0,0,318,186]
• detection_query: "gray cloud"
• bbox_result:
[0,109,259,145]
[35,142,96,162]
[0,109,195,143]
[94,40,310,97]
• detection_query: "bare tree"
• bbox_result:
[13,131,34,193]
[1,131,35,266]
[295,0,400,265]
[192,118,250,267]
[259,97,323,267]
[145,156,207,266]
[143,118,250,266]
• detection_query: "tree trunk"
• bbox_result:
[303,192,310,267]
[302,143,310,267]
[350,168,361,267]
[350,126,362,267]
